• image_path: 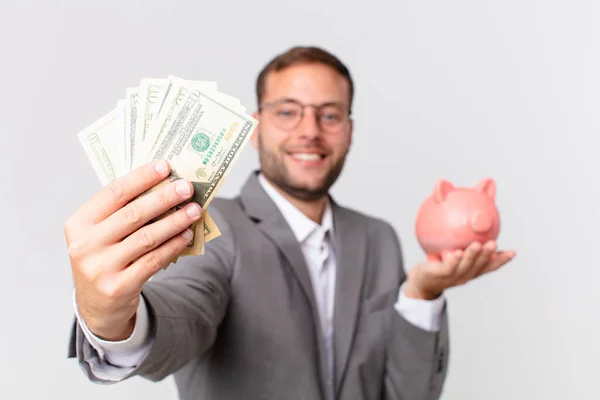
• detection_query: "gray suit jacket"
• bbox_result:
[68,171,449,400]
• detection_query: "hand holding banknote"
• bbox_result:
[64,160,202,340]
[76,75,257,259]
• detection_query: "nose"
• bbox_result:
[470,212,492,233]
[298,108,322,139]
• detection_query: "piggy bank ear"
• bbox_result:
[433,180,454,203]
[474,177,496,199]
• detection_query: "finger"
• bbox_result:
[73,160,172,227]
[481,250,516,274]
[467,240,497,280]
[432,249,463,277]
[120,225,196,286]
[97,178,195,243]
[111,202,202,268]
[454,242,483,279]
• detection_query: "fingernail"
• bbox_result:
[176,180,191,197]
[182,229,193,240]
[186,203,200,219]
[154,160,168,175]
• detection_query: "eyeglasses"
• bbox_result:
[259,98,351,133]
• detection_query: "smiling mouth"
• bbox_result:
[289,152,326,161]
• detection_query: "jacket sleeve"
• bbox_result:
[384,302,450,399]
[382,223,450,400]
[67,206,235,383]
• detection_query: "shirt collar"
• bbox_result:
[257,173,334,244]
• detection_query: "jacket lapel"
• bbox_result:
[239,172,319,315]
[331,201,368,395]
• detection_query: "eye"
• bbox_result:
[275,107,299,118]
[319,107,344,123]
[321,113,341,121]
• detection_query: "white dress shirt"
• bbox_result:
[73,173,446,378]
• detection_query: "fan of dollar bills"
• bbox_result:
[78,75,258,259]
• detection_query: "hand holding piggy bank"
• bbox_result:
[415,177,500,261]
[403,177,515,301]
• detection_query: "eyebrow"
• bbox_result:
[267,97,348,107]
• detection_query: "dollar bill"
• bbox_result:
[130,77,226,255]
[142,84,257,211]
[169,74,247,114]
[125,75,219,250]
[124,87,140,171]
[134,76,218,170]
[203,209,221,242]
[133,77,223,251]
[133,78,166,168]
[78,109,125,185]
[171,208,216,265]
[135,78,223,237]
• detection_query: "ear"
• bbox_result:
[474,177,496,199]
[347,118,354,149]
[250,110,260,149]
[433,179,454,203]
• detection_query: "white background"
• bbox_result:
[0,0,597,399]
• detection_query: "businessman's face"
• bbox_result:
[252,62,353,201]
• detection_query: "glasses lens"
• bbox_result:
[318,105,347,132]
[271,101,302,130]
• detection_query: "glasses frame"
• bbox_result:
[258,98,352,133]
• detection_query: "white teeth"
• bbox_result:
[291,153,321,161]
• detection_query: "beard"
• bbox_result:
[257,136,348,202]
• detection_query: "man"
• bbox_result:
[65,46,515,399]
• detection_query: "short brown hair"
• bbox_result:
[256,46,354,110]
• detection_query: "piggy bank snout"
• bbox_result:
[470,211,493,233]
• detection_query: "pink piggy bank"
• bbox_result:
[415,177,500,261]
